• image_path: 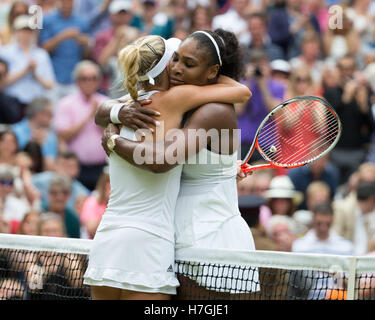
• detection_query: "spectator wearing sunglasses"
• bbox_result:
[53,60,109,191]
[42,174,81,239]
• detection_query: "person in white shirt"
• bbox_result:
[211,0,253,46]
[292,202,353,300]
[293,202,354,255]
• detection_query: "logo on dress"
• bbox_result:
[167,265,173,272]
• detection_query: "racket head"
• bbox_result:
[242,95,342,169]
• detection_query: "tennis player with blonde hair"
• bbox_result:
[83,34,251,300]
[97,29,260,298]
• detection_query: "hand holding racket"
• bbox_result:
[241,96,342,173]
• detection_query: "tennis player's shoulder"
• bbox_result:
[189,102,237,129]
[196,102,235,117]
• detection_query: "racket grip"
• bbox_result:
[241,163,254,174]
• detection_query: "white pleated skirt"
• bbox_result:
[83,224,179,295]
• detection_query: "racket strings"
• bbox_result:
[258,102,319,149]
[278,122,338,165]
[257,101,339,166]
[259,100,315,134]
[262,115,338,165]
[269,112,339,164]
[264,115,338,165]
[258,102,317,156]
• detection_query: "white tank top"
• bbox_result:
[102,90,183,243]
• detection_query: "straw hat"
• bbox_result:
[263,175,303,206]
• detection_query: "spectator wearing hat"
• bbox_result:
[93,0,140,97]
[0,0,29,46]
[0,14,55,112]
[39,0,92,104]
[270,59,291,87]
[263,175,303,221]
[238,194,277,251]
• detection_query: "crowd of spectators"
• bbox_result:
[0,0,374,283]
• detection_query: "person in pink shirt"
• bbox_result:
[53,60,109,191]
[80,170,110,239]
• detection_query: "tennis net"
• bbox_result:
[0,233,374,300]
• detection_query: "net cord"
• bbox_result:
[1,233,375,296]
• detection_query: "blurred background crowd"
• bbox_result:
[0,0,374,261]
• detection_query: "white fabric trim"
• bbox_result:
[110,103,125,124]
[194,31,222,66]
[138,37,181,85]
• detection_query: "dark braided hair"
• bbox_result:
[187,28,244,81]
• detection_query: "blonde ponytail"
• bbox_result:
[118,35,165,101]
[118,44,140,101]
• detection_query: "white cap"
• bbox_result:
[109,0,132,14]
[270,59,291,74]
[13,15,32,31]
[263,175,303,205]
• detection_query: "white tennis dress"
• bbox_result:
[175,148,260,293]
[83,91,182,294]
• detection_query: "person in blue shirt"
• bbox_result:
[0,15,55,109]
[39,0,92,104]
[130,0,174,39]
[12,97,58,171]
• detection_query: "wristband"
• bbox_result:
[110,103,125,124]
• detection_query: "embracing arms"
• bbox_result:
[95,75,251,128]
[104,102,239,173]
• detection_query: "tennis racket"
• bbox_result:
[241,95,342,173]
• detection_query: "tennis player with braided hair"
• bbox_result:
[98,29,259,298]
[83,34,251,300]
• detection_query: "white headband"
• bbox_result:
[138,37,181,85]
[193,31,222,66]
